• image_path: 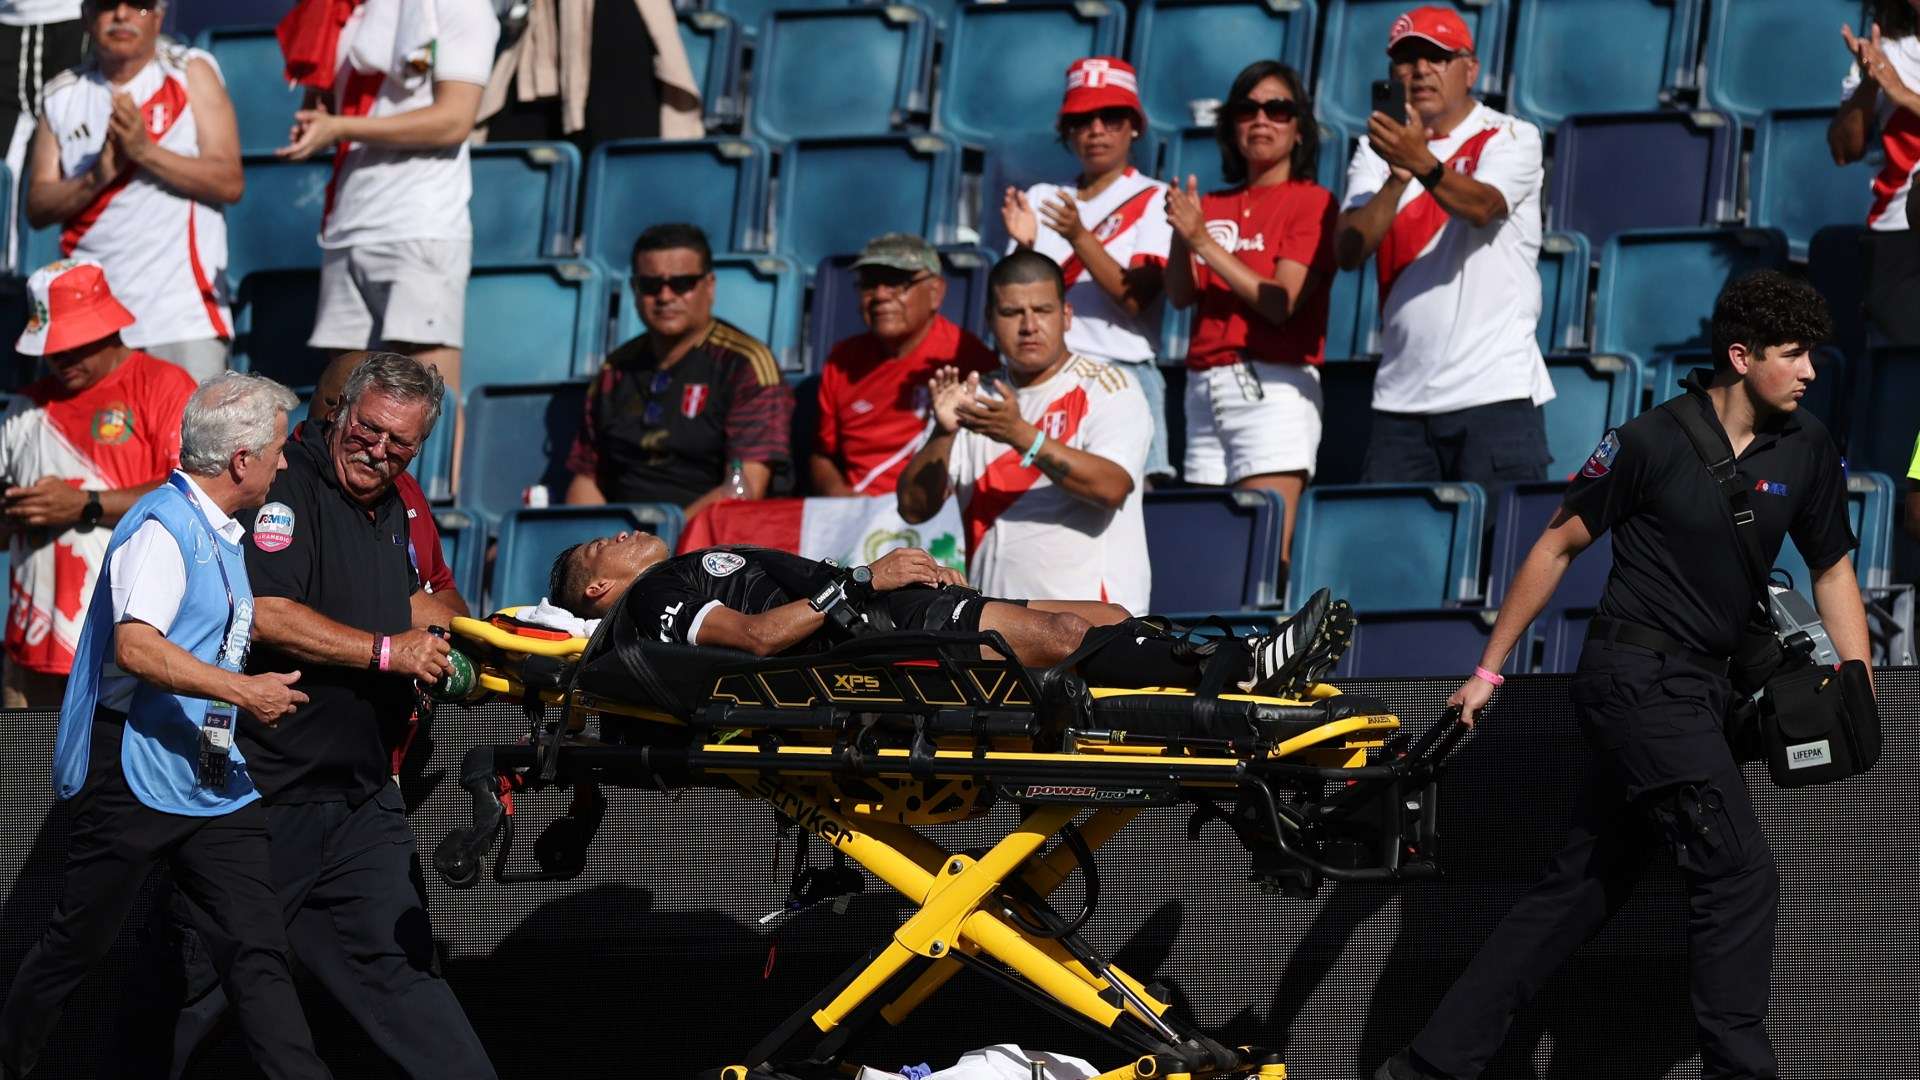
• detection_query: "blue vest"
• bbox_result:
[52,476,260,816]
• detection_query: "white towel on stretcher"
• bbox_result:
[854,1044,1098,1080]
[517,600,600,640]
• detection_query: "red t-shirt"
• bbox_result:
[1186,179,1337,369]
[814,315,997,495]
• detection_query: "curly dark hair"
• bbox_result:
[1874,0,1918,40]
[1214,60,1319,187]
[1708,270,1834,373]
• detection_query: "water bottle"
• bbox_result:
[726,458,749,500]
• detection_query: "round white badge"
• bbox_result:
[253,502,296,553]
[702,551,746,578]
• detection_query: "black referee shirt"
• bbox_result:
[239,419,419,804]
[621,546,838,647]
[1562,371,1856,658]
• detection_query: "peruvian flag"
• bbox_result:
[677,495,968,572]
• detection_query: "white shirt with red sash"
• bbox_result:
[1016,168,1172,363]
[1841,35,1920,230]
[947,356,1152,615]
[41,44,231,347]
[1344,101,1553,415]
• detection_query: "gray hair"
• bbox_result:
[178,372,300,476]
[340,351,445,434]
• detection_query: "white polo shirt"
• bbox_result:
[1840,34,1920,231]
[947,356,1152,615]
[1345,101,1553,415]
[1014,168,1172,363]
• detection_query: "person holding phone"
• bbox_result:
[1332,5,1552,488]
[1163,59,1336,566]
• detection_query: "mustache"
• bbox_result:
[348,451,398,475]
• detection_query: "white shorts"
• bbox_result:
[310,239,471,351]
[1183,360,1323,484]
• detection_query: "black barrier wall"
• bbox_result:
[2,674,1916,1079]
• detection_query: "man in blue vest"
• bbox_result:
[0,372,331,1080]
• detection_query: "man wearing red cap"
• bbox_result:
[0,258,196,707]
[1333,5,1553,488]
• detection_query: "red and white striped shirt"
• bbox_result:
[1016,168,1171,363]
[1841,35,1920,231]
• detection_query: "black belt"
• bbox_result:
[1586,617,1730,677]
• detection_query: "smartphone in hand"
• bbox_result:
[1371,77,1408,120]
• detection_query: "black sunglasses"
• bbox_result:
[634,273,705,297]
[1224,98,1302,124]
[1062,106,1139,132]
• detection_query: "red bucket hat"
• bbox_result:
[16,260,135,357]
[1386,6,1474,54]
[1059,56,1145,128]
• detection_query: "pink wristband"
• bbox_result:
[378,636,392,672]
[1473,665,1505,687]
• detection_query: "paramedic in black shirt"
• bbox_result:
[1378,272,1871,1080]
[137,353,497,1078]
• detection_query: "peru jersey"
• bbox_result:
[41,44,232,347]
[1018,168,1172,363]
[2,353,194,674]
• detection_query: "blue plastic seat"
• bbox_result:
[1509,0,1701,130]
[978,134,1084,255]
[1537,608,1596,674]
[1144,489,1287,611]
[171,0,295,38]
[1334,608,1504,679]
[1808,225,1870,360]
[431,506,489,605]
[409,403,456,504]
[612,253,805,372]
[751,5,934,142]
[1547,110,1740,251]
[1486,481,1612,611]
[459,381,590,522]
[807,247,990,370]
[1702,0,1862,126]
[1288,482,1486,611]
[230,269,326,387]
[1543,352,1641,482]
[493,504,686,610]
[198,26,300,154]
[469,142,581,265]
[1130,0,1317,135]
[582,137,773,261]
[1773,471,1896,594]
[706,0,846,37]
[1751,109,1873,260]
[1593,228,1788,363]
[1850,347,1920,483]
[1537,230,1590,354]
[937,0,1126,145]
[465,262,606,387]
[1312,358,1376,485]
[774,134,961,274]
[1316,0,1510,132]
[680,10,746,129]
[225,155,332,281]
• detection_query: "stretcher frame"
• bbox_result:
[433,612,1469,1079]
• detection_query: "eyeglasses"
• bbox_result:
[1224,98,1302,125]
[88,0,157,13]
[1389,49,1468,71]
[633,273,706,297]
[1062,106,1139,133]
[856,272,934,295]
[344,415,420,460]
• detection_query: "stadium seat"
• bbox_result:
[774,134,961,274]
[198,26,299,154]
[1325,262,1378,362]
[1129,0,1317,136]
[1850,347,1920,484]
[432,506,488,605]
[459,381,589,523]
[493,504,686,610]
[1508,0,1702,130]
[1313,358,1376,485]
[612,253,806,372]
[1702,0,1861,126]
[1808,225,1870,360]
[1542,352,1641,482]
[937,0,1127,145]
[1547,110,1740,251]
[14,163,60,275]
[1536,607,1596,674]
[1751,109,1873,260]
[581,137,774,260]
[226,155,332,281]
[410,404,456,504]
[1288,482,1486,611]
[469,142,581,265]
[706,0,846,37]
[1592,228,1788,363]
[1143,488,1287,611]
[750,5,935,143]
[1333,608,1505,679]
[465,262,607,386]
[1773,471,1897,594]
[807,247,990,370]
[171,0,294,38]
[1537,230,1590,354]
[230,269,326,387]
[680,10,746,129]
[1486,481,1612,611]
[977,135,1085,255]
[1158,119,1349,202]
[1316,0,1510,132]
[1639,351,1708,409]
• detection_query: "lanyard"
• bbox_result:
[165,472,244,673]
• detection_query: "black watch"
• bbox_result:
[1418,160,1447,191]
[78,490,103,531]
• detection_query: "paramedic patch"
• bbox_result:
[703,550,745,578]
[1580,429,1620,479]
[253,502,295,552]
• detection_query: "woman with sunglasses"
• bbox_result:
[1165,60,1335,565]
[1001,56,1175,483]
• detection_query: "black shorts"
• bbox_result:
[873,585,1024,634]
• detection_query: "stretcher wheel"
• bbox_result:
[533,787,608,879]
[433,824,497,890]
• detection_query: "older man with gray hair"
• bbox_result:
[0,372,333,1080]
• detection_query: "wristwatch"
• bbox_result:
[1418,160,1447,191]
[78,491,103,531]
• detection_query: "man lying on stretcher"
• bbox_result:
[548,531,1352,698]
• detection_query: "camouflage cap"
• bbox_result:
[850,232,941,276]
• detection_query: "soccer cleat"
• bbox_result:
[1241,587,1355,698]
